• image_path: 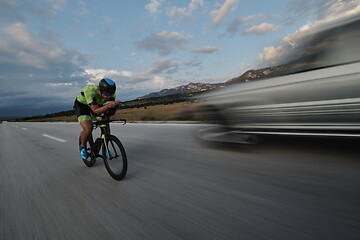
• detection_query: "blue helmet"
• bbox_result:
[99,78,116,96]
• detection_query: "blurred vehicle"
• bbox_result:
[198,16,360,142]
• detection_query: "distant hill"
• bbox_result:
[137,82,226,99]
[225,65,288,85]
[138,65,288,99]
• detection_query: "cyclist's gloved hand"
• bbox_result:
[107,101,118,108]
[105,107,116,117]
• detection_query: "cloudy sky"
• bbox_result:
[1,0,359,117]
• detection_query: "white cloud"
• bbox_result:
[45,0,67,10]
[0,0,57,23]
[134,31,192,55]
[83,69,133,83]
[1,22,86,69]
[4,22,62,60]
[153,75,166,88]
[257,0,360,67]
[46,82,78,86]
[257,46,286,66]
[167,0,204,21]
[189,0,204,11]
[168,7,188,19]
[210,0,240,26]
[145,0,162,15]
[75,0,90,16]
[149,58,180,74]
[191,46,219,53]
[83,59,176,86]
[244,22,280,35]
[226,15,259,35]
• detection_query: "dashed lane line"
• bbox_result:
[42,134,67,143]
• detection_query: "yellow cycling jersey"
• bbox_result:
[76,85,116,105]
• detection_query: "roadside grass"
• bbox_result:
[26,102,199,122]
[114,102,196,121]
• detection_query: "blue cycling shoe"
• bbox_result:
[80,147,88,160]
[106,151,113,159]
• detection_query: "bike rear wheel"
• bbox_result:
[79,135,96,167]
[102,135,127,180]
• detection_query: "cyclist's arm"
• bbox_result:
[107,94,123,106]
[85,90,119,115]
[89,102,118,115]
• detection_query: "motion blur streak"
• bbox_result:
[197,15,360,141]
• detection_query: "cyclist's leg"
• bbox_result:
[79,118,93,148]
[77,117,96,165]
[74,99,94,148]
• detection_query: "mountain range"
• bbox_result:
[138,65,287,99]
[137,82,226,99]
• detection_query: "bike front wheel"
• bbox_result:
[102,135,127,180]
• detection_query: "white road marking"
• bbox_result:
[42,134,67,143]
[22,128,27,130]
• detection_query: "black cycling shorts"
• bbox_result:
[73,99,93,120]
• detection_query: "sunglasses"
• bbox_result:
[102,90,114,96]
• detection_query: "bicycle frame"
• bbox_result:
[92,119,126,159]
[82,118,128,180]
[99,123,110,159]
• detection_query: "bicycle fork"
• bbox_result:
[102,134,120,160]
[101,134,111,159]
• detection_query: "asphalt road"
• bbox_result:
[0,121,359,240]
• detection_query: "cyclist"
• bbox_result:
[74,78,121,160]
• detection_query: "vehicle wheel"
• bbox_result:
[102,135,127,180]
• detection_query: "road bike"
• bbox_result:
[79,118,128,180]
